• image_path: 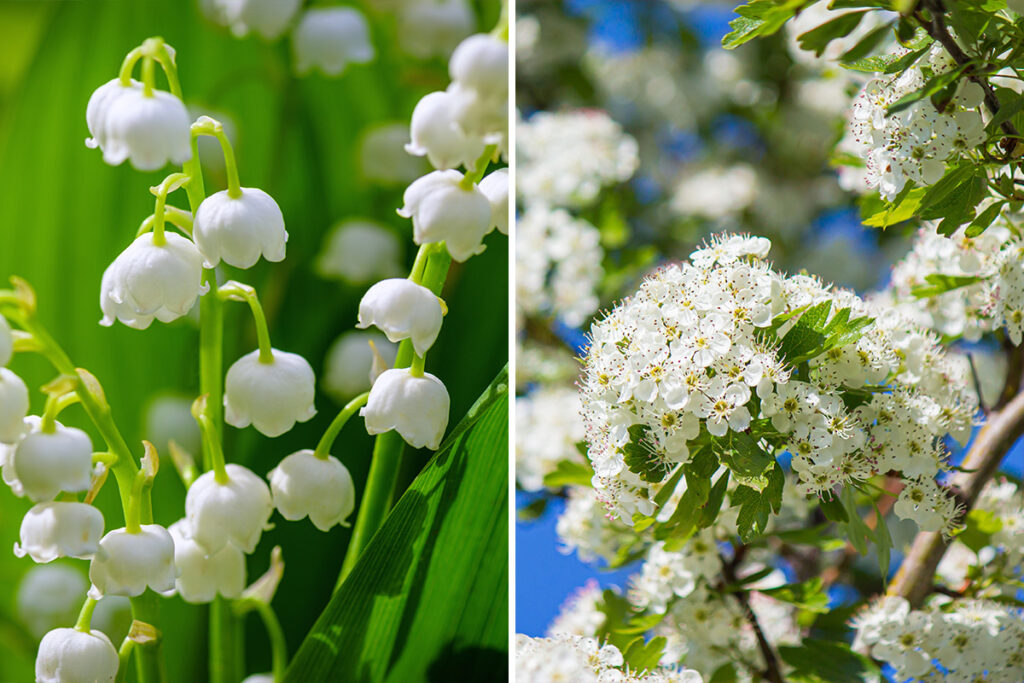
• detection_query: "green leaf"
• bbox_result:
[988,86,1024,133]
[910,273,985,299]
[659,448,717,539]
[957,508,1003,553]
[759,577,830,613]
[965,201,1005,238]
[699,470,731,529]
[622,424,672,483]
[843,43,930,73]
[861,186,926,227]
[796,11,868,57]
[779,639,882,683]
[731,483,773,543]
[614,611,668,636]
[709,663,739,683]
[820,495,849,524]
[722,0,809,49]
[716,431,775,481]
[542,459,595,488]
[623,636,668,674]
[838,21,894,63]
[773,524,847,551]
[874,501,893,580]
[777,300,832,363]
[285,368,509,682]
[841,486,872,556]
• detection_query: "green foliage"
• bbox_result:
[722,0,810,49]
[769,301,873,367]
[842,42,930,72]
[623,424,672,483]
[778,638,881,683]
[957,508,1003,553]
[917,163,989,235]
[772,524,847,551]
[622,636,668,674]
[860,185,927,228]
[729,462,784,543]
[542,459,595,488]
[758,577,830,613]
[796,11,869,57]
[284,368,509,682]
[910,273,985,299]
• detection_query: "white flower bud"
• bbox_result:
[14,419,92,503]
[210,0,302,40]
[193,188,288,269]
[359,123,429,184]
[449,34,508,99]
[1,439,23,496]
[397,0,474,60]
[15,502,105,563]
[17,565,89,639]
[242,676,274,683]
[166,519,245,604]
[357,279,444,356]
[293,8,375,77]
[446,81,508,140]
[36,627,119,683]
[398,170,492,262]
[479,168,509,235]
[186,464,273,554]
[88,525,176,598]
[0,368,29,443]
[92,85,191,171]
[269,449,356,531]
[100,232,207,330]
[0,314,13,366]
[360,368,449,450]
[315,219,403,285]
[224,349,317,437]
[323,331,397,402]
[405,91,486,170]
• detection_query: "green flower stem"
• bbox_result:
[150,173,189,246]
[191,119,242,199]
[74,596,98,633]
[314,393,370,460]
[491,0,510,40]
[254,602,288,683]
[337,245,453,586]
[116,638,136,683]
[124,469,148,534]
[210,597,244,683]
[217,282,274,364]
[194,406,229,485]
[40,392,80,434]
[118,47,143,87]
[409,353,426,378]
[141,56,155,98]
[459,144,498,189]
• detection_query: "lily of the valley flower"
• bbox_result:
[186,464,274,554]
[207,0,302,40]
[36,627,119,683]
[88,525,177,598]
[357,279,444,356]
[292,7,374,77]
[323,331,396,402]
[361,368,450,450]
[405,91,485,170]
[16,565,89,639]
[479,168,509,235]
[0,369,29,444]
[268,449,356,531]
[224,349,316,438]
[14,418,93,503]
[193,188,288,269]
[100,232,207,330]
[86,80,191,171]
[315,220,404,285]
[166,519,246,604]
[15,502,105,563]
[397,0,474,60]
[398,170,492,262]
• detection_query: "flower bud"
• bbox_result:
[193,188,288,269]
[100,232,207,330]
[0,314,13,367]
[186,464,273,554]
[15,502,105,563]
[36,627,119,683]
[405,91,486,170]
[357,279,444,356]
[449,34,508,99]
[359,123,429,185]
[269,449,356,531]
[398,170,492,262]
[209,0,302,40]
[479,168,509,235]
[166,519,245,603]
[293,8,374,77]
[88,525,177,598]
[224,349,317,438]
[315,220,404,285]
[397,0,474,60]
[91,85,191,171]
[17,565,89,639]
[0,368,29,443]
[14,419,92,503]
[361,368,449,450]
[323,331,397,402]
[242,676,274,683]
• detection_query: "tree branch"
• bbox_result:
[721,549,784,683]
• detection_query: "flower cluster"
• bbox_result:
[515,634,703,683]
[854,596,1024,681]
[579,233,976,534]
[515,386,586,491]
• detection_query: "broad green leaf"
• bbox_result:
[722,0,809,49]
[623,636,668,674]
[820,495,849,524]
[965,201,1005,238]
[911,273,985,299]
[843,43,930,73]
[716,431,774,481]
[615,611,667,636]
[861,186,926,227]
[758,577,830,613]
[709,663,739,683]
[543,459,595,488]
[957,508,1003,553]
[841,487,873,556]
[699,470,731,529]
[797,11,868,57]
[779,639,882,683]
[623,424,672,483]
[284,368,509,683]
[731,484,772,543]
[837,21,894,63]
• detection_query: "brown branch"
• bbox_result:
[721,549,785,683]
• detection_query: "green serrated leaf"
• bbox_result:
[837,21,892,63]
[759,577,830,613]
[717,431,775,479]
[957,508,1003,553]
[779,639,882,683]
[841,487,872,556]
[965,201,1005,238]
[623,636,668,674]
[622,424,671,483]
[910,273,985,299]
[861,185,926,228]
[820,494,849,524]
[722,0,809,49]
[699,470,731,529]
[542,459,595,488]
[843,43,929,73]
[796,11,868,57]
[731,485,772,543]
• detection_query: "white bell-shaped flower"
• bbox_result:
[398,170,492,262]
[293,7,375,77]
[359,123,428,185]
[1,439,23,496]
[0,368,29,443]
[315,219,403,285]
[17,565,89,639]
[241,675,274,683]
[323,331,397,402]
[449,34,508,100]
[193,188,288,269]
[446,81,508,140]
[100,231,207,330]
[94,86,191,171]
[479,168,509,235]
[357,279,444,356]
[85,78,139,154]
[14,419,92,503]
[166,519,245,603]
[186,464,273,554]
[0,314,13,366]
[397,0,474,59]
[269,449,356,531]
[361,368,450,450]
[36,627,119,683]
[209,0,302,40]
[405,91,486,170]
[15,502,105,563]
[88,525,176,598]
[224,349,317,437]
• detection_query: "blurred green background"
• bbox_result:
[0,1,507,680]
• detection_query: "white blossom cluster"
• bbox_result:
[854,596,1024,681]
[937,478,1024,588]
[579,233,976,534]
[555,485,638,565]
[515,634,703,683]
[516,386,587,491]
[628,533,722,614]
[844,54,985,200]
[517,110,639,208]
[516,205,604,327]
[547,580,608,638]
[872,219,1024,344]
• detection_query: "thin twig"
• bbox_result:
[721,547,784,683]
